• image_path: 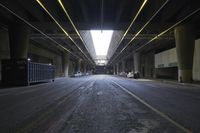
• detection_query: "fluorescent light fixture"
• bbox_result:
[90,30,113,56]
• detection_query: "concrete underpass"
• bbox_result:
[0,0,200,133]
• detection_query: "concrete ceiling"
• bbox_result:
[0,0,200,66]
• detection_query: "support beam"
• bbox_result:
[174,24,195,83]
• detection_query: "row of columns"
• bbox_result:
[8,20,92,77]
[113,24,195,83]
[62,56,92,77]
[7,20,195,82]
[77,59,88,74]
[113,52,140,75]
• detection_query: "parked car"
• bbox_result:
[85,72,89,76]
[127,72,134,78]
[74,71,82,77]
[119,72,127,77]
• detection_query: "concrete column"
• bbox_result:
[122,60,125,72]
[83,63,87,74]
[8,20,29,59]
[174,24,195,83]
[134,52,141,74]
[86,64,89,72]
[77,59,81,72]
[113,65,116,75]
[120,62,123,72]
[62,52,69,77]
[116,63,119,74]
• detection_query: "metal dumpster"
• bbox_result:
[1,59,55,86]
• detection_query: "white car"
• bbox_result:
[85,72,89,76]
[127,72,134,78]
[74,71,82,77]
[119,72,127,77]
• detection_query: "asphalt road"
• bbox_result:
[0,75,200,133]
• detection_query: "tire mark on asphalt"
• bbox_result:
[112,81,192,133]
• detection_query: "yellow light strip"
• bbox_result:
[58,0,83,42]
[123,0,169,52]
[0,2,79,58]
[117,0,148,48]
[136,7,200,51]
[108,0,148,65]
[57,0,92,63]
[36,0,69,37]
[109,0,168,65]
[36,0,94,64]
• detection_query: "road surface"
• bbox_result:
[0,75,200,133]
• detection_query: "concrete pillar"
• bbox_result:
[83,63,87,74]
[122,60,125,72]
[118,62,121,73]
[77,59,81,72]
[86,64,89,72]
[113,65,116,75]
[62,52,69,77]
[116,63,119,74]
[174,24,195,83]
[134,52,141,74]
[8,20,29,59]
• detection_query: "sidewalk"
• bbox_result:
[138,78,200,88]
[115,74,200,88]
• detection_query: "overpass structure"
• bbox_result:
[0,0,200,82]
[0,0,200,132]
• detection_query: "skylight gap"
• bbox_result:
[90,30,113,56]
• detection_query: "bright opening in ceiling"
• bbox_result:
[90,30,113,56]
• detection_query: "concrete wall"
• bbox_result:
[155,48,177,68]
[155,67,178,79]
[154,38,200,81]
[193,39,200,81]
